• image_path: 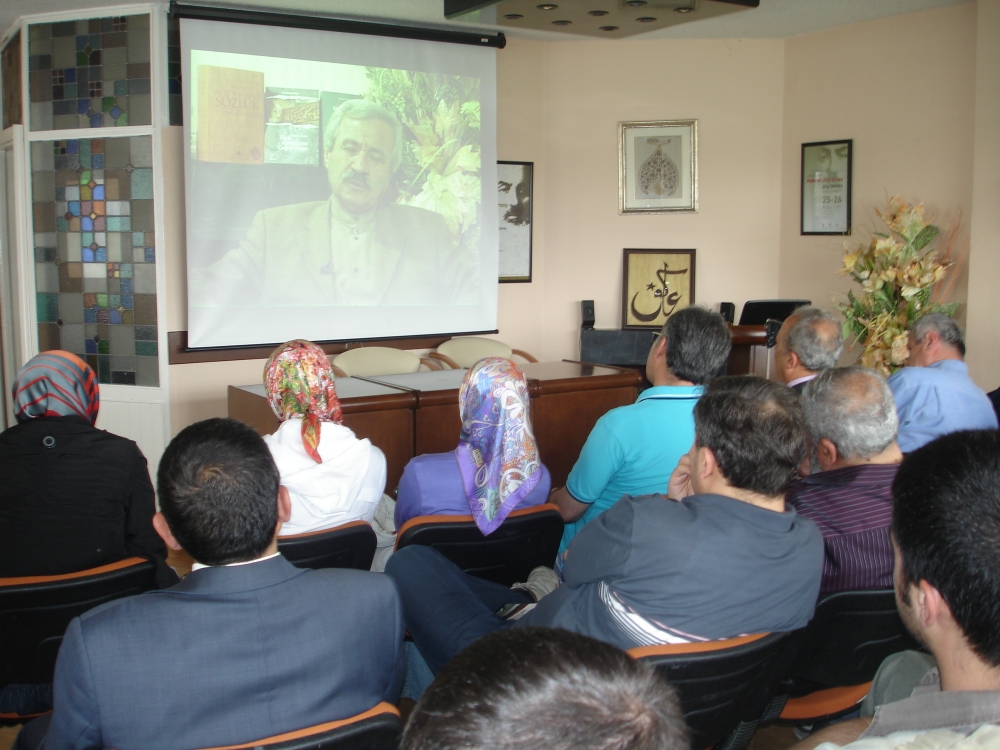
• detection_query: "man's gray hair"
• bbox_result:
[787,307,844,371]
[323,99,403,172]
[800,366,898,460]
[661,306,732,385]
[910,313,966,357]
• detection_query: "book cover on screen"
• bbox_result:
[264,87,320,165]
[197,65,265,164]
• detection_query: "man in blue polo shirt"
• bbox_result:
[550,306,732,553]
[887,314,996,453]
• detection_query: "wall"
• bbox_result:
[778,3,977,363]
[165,35,787,430]
[965,0,1000,388]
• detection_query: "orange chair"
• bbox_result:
[278,521,377,571]
[394,503,563,586]
[199,702,402,750]
[764,589,922,726]
[0,557,157,724]
[629,632,798,750]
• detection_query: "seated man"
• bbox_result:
[887,313,997,453]
[788,366,902,593]
[19,418,404,750]
[551,306,732,553]
[386,376,822,679]
[773,307,844,393]
[791,430,1000,749]
[401,627,687,750]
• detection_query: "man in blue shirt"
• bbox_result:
[887,314,996,453]
[550,306,732,552]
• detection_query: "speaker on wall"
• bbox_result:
[719,302,735,324]
[581,300,595,330]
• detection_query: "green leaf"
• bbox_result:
[911,225,939,253]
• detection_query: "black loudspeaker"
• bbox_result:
[581,300,596,330]
[719,302,735,324]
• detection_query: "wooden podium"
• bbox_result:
[229,361,641,492]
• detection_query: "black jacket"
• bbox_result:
[0,416,177,587]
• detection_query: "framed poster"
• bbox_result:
[801,139,852,234]
[497,161,533,282]
[621,249,696,330]
[619,120,698,214]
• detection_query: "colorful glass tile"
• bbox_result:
[30,134,158,385]
[28,14,150,131]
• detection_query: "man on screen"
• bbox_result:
[191,99,474,307]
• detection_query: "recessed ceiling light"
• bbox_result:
[636,16,657,22]
[599,25,619,31]
[588,10,609,16]
[537,3,558,9]
[626,1,647,6]
[674,6,694,12]
[503,13,524,19]
[552,19,572,25]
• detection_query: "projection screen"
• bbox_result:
[181,18,498,349]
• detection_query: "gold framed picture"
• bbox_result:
[621,249,696,330]
[619,120,698,214]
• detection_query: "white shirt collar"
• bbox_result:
[787,374,818,389]
[190,551,281,573]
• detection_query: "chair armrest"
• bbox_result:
[420,357,442,371]
[429,352,461,369]
[512,348,538,363]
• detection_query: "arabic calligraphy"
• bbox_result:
[630,262,689,323]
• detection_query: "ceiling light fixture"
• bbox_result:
[636,16,657,22]
[537,3,558,9]
[599,25,619,31]
[626,1,647,6]
[674,6,694,12]
[588,10,608,16]
[503,13,524,18]
[552,19,572,24]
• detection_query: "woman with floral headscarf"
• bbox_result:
[395,357,551,535]
[263,340,387,535]
[0,351,176,584]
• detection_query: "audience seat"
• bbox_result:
[429,337,538,370]
[331,347,437,378]
[278,521,377,571]
[199,702,402,750]
[629,632,798,750]
[0,557,157,724]
[764,589,922,726]
[394,503,563,587]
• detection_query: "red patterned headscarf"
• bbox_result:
[264,340,342,463]
[13,350,100,425]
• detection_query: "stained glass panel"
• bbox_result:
[30,135,159,386]
[28,15,151,132]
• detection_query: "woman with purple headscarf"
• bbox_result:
[394,357,551,535]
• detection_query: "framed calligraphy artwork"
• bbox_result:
[621,249,695,330]
[801,139,852,234]
[619,120,698,214]
[497,161,533,282]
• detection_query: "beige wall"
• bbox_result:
[965,0,1000,389]
[777,3,977,363]
[164,3,990,433]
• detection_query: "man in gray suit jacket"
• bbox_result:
[19,418,404,750]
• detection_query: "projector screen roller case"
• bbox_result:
[182,19,498,349]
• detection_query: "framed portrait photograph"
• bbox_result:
[497,161,533,282]
[619,120,698,214]
[621,249,696,330]
[801,139,852,234]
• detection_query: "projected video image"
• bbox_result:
[186,51,482,310]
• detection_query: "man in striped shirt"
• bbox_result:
[787,366,902,593]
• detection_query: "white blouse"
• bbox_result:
[264,418,386,536]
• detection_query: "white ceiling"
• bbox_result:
[2,0,970,44]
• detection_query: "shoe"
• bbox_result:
[511,566,559,603]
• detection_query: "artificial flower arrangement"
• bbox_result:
[836,196,963,376]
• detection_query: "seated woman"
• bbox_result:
[395,357,551,534]
[263,340,386,535]
[0,351,176,588]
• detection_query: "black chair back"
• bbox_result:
[0,558,156,688]
[785,589,920,695]
[394,503,563,586]
[202,703,401,750]
[278,521,377,572]
[631,632,796,750]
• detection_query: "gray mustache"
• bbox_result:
[342,170,371,189]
